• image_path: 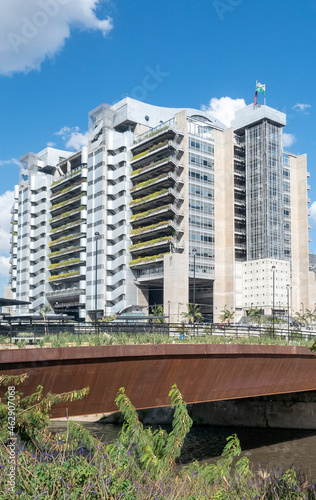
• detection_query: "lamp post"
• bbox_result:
[168,300,171,323]
[94,232,100,323]
[192,248,197,324]
[286,284,291,341]
[272,265,276,337]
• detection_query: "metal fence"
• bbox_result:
[1,320,316,345]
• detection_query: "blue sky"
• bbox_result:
[0,0,315,295]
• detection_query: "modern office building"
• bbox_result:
[8,97,316,322]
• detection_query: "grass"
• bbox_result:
[0,331,315,349]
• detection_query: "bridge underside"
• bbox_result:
[0,344,315,418]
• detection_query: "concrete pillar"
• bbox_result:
[213,128,235,322]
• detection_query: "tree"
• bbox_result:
[181,304,203,324]
[149,305,165,323]
[247,308,266,326]
[304,309,315,327]
[219,308,235,325]
[0,373,89,446]
[294,311,306,327]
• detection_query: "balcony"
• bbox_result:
[48,270,81,283]
[136,264,164,281]
[50,166,86,191]
[132,119,184,151]
[129,252,168,268]
[50,194,84,215]
[50,180,83,201]
[130,220,181,242]
[129,236,173,256]
[46,287,84,300]
[131,172,183,198]
[49,232,84,249]
[131,156,183,183]
[48,245,85,260]
[48,258,84,272]
[50,206,87,226]
[130,140,184,169]
[130,188,183,213]
[49,220,81,237]
[130,203,184,227]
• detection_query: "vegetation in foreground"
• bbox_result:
[1,328,316,350]
[0,375,316,499]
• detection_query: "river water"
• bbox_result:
[48,421,316,482]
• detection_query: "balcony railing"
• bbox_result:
[129,236,173,254]
[129,252,168,268]
[132,118,176,146]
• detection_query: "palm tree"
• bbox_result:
[247,308,266,326]
[219,308,235,325]
[304,309,315,327]
[181,304,203,324]
[150,305,165,323]
[294,311,306,327]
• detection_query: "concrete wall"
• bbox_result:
[104,391,316,430]
[213,128,235,322]
[290,154,309,313]
[190,391,316,429]
[163,109,189,322]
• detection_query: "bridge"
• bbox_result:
[0,344,316,419]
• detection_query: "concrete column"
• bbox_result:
[290,154,309,314]
[213,128,235,322]
[163,253,188,323]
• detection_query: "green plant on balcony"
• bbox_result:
[133,125,169,145]
[51,194,83,211]
[48,258,81,270]
[49,220,80,235]
[130,189,169,208]
[49,205,86,223]
[131,157,169,178]
[48,270,80,282]
[129,252,168,267]
[130,204,170,222]
[48,232,82,247]
[12,221,17,226]
[12,231,17,236]
[131,173,168,193]
[48,245,82,258]
[130,220,171,236]
[130,140,168,162]
[129,236,172,252]
[51,181,83,199]
[51,166,84,188]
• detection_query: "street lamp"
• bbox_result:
[94,232,100,322]
[286,284,291,341]
[168,300,171,323]
[192,248,197,323]
[272,265,276,337]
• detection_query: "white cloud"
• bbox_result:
[283,133,296,148]
[0,191,15,255]
[55,125,89,150]
[293,103,311,113]
[0,256,10,279]
[0,0,112,75]
[0,158,20,167]
[47,141,56,147]
[310,202,316,224]
[202,96,247,127]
